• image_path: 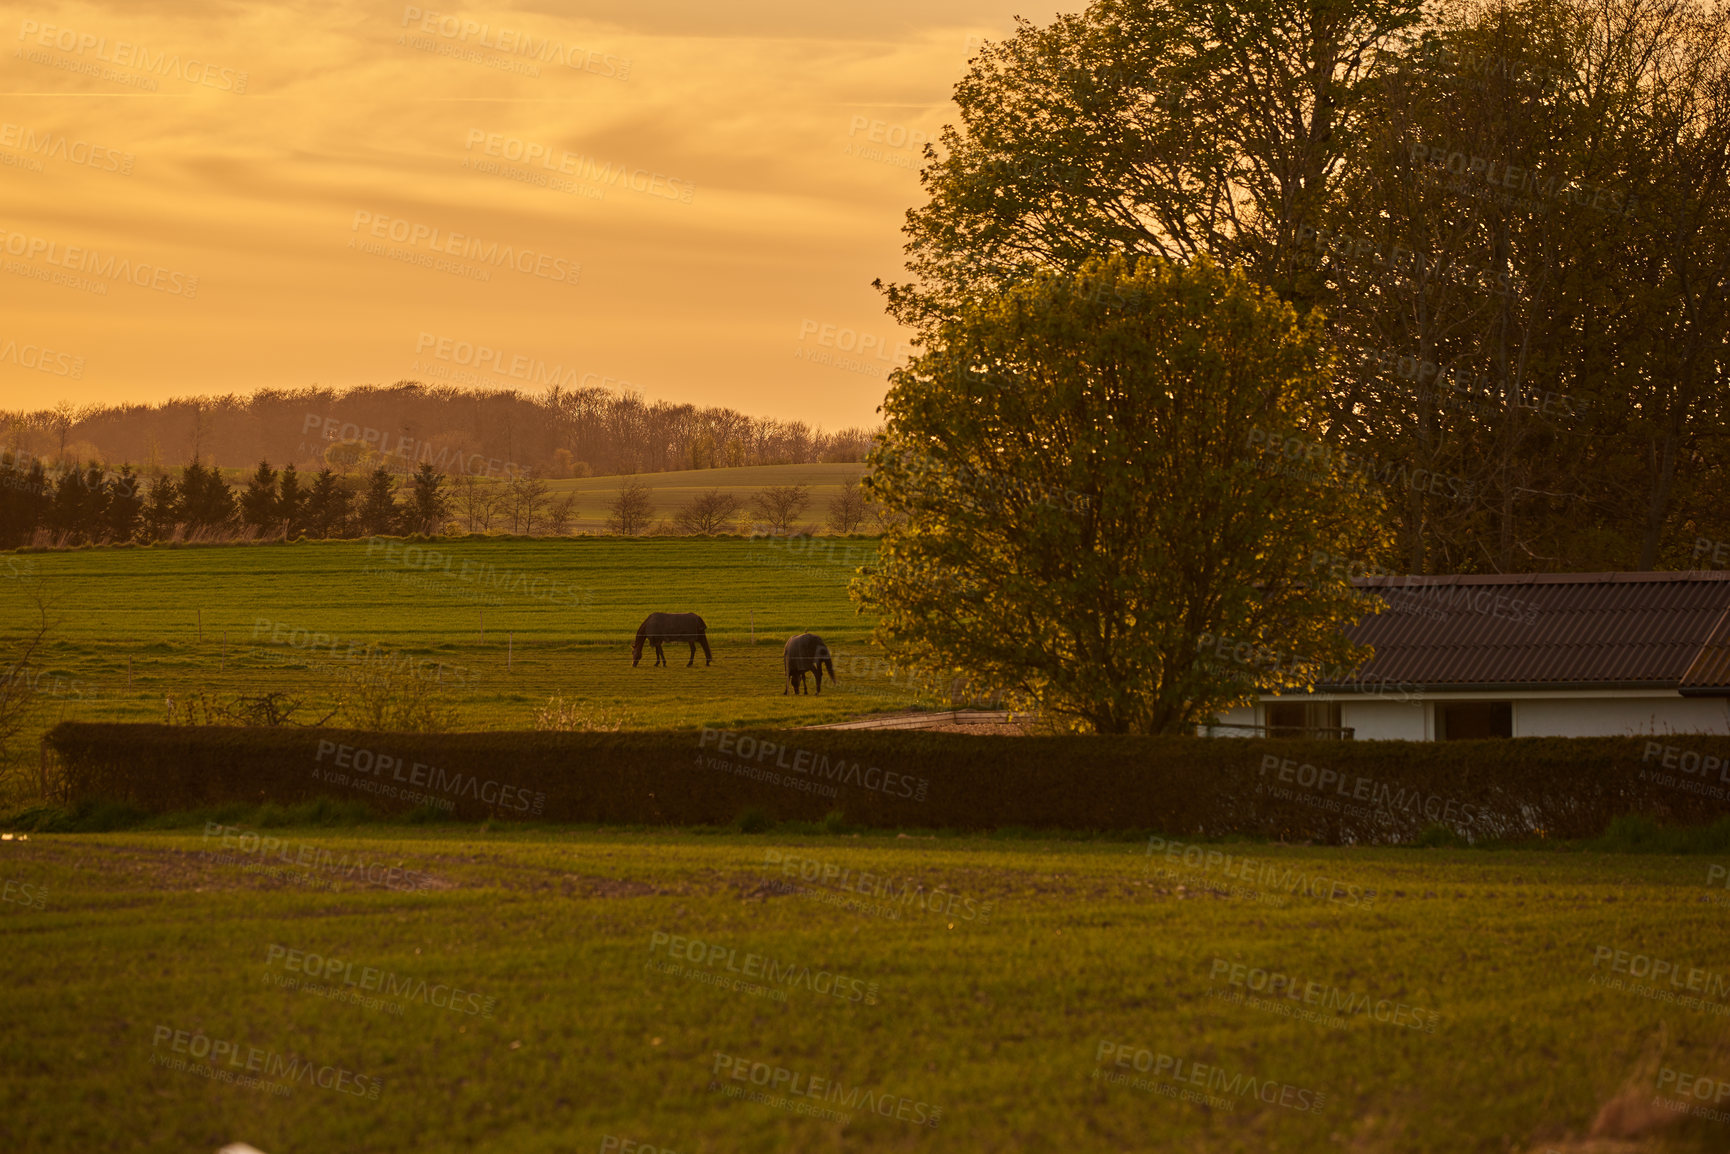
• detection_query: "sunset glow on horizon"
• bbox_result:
[0,0,1038,429]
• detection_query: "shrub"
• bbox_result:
[40,725,1730,842]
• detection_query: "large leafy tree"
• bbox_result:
[857,255,1390,734]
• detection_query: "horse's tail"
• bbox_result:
[698,631,713,663]
[823,656,836,684]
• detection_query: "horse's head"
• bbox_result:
[631,635,644,666]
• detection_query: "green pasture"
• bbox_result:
[5,827,1729,1152]
[0,536,909,779]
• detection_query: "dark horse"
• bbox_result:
[633,612,712,667]
[783,632,835,695]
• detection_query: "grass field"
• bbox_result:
[5,825,1730,1153]
[0,536,913,786]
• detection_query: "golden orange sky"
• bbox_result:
[0,0,1043,429]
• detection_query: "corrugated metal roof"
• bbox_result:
[1318,572,1730,693]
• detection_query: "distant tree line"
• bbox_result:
[0,454,884,547]
[1,382,877,482]
[0,455,479,547]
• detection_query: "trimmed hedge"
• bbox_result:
[41,723,1730,843]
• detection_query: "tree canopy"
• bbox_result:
[883,0,1730,573]
[859,255,1389,734]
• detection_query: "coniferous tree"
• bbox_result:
[405,463,450,535]
[240,461,279,536]
[304,468,352,539]
[106,466,143,542]
[278,464,305,539]
[179,461,236,532]
[358,467,401,536]
[141,473,180,540]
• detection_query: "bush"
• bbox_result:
[736,807,774,833]
[39,725,1730,841]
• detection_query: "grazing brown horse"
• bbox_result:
[783,632,835,694]
[633,612,712,667]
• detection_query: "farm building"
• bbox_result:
[1205,571,1730,740]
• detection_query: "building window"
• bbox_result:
[1436,701,1513,740]
[1264,700,1345,739]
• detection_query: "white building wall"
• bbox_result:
[1203,705,1258,736]
[1339,698,1429,741]
[1513,697,1730,738]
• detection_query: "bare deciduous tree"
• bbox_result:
[0,579,57,790]
[674,488,742,535]
[606,480,655,535]
[750,484,809,535]
[451,474,503,533]
[546,495,578,535]
[827,480,867,533]
[504,473,552,534]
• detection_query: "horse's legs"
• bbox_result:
[687,640,696,667]
[653,640,666,666]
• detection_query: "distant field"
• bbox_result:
[548,462,869,533]
[5,828,1727,1153]
[0,536,920,781]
